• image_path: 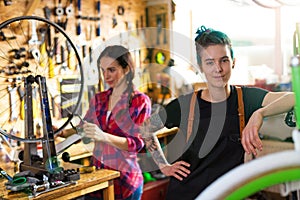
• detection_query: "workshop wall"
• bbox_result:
[0,0,147,40]
[0,0,173,139]
[0,0,173,74]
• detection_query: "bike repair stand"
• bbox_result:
[16,75,79,197]
[19,75,62,177]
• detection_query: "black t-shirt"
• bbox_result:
[159,85,268,200]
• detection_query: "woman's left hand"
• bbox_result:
[241,110,263,156]
[82,122,107,142]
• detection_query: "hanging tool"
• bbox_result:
[112,14,117,28]
[82,44,87,59]
[0,31,16,41]
[44,6,52,20]
[9,48,26,60]
[124,4,132,32]
[65,0,74,17]
[144,48,154,63]
[18,61,31,74]
[139,15,146,41]
[117,0,125,16]
[156,14,162,45]
[3,0,12,6]
[28,19,41,45]
[39,27,47,68]
[60,44,68,74]
[55,0,65,30]
[95,0,101,37]
[135,19,139,36]
[163,13,167,44]
[6,66,16,76]
[76,0,82,35]
[85,20,93,41]
[65,0,74,30]
[29,20,41,64]
[54,37,61,64]
[66,40,76,71]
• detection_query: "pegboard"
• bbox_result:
[0,0,152,139]
[0,0,173,139]
[0,0,147,46]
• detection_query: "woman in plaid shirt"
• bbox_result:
[63,45,151,200]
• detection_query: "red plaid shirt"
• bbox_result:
[83,88,151,199]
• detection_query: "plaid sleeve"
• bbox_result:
[83,95,97,123]
[127,93,151,152]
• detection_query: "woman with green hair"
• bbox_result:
[142,26,295,199]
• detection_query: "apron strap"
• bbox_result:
[236,86,245,138]
[186,91,198,142]
[186,86,245,142]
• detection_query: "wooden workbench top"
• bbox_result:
[0,127,177,199]
[0,169,120,200]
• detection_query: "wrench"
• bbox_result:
[65,0,74,18]
[28,20,41,45]
[28,20,41,64]
[30,48,41,62]
[55,0,65,29]
[39,28,47,67]
[63,0,74,30]
[30,181,76,197]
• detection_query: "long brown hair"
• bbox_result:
[97,45,135,105]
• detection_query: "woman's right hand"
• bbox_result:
[160,161,191,181]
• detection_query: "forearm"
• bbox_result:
[103,133,128,151]
[258,92,295,117]
[144,135,169,168]
[247,92,294,133]
[260,92,295,117]
[242,92,295,155]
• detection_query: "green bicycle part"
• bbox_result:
[225,167,300,200]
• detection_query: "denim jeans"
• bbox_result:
[124,185,143,200]
[82,184,143,200]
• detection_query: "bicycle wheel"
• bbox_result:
[196,150,300,200]
[0,15,84,142]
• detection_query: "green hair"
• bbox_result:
[195,26,234,66]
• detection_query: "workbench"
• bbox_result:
[0,127,178,200]
[0,169,120,200]
[0,145,120,200]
